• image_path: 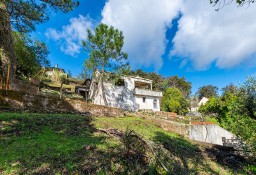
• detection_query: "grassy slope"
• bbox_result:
[0,113,255,175]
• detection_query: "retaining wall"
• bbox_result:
[0,79,38,95]
[0,90,124,117]
[152,117,237,146]
[189,124,236,145]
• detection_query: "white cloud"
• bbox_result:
[102,0,182,70]
[45,15,93,56]
[171,1,256,69]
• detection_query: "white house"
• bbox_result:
[89,72,162,111]
[190,97,209,112]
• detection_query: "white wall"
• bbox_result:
[198,97,209,106]
[103,82,138,111]
[135,96,161,111]
[189,124,236,145]
[92,76,161,111]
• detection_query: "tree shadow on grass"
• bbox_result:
[0,113,151,175]
[0,113,105,174]
[204,145,256,174]
[153,131,221,175]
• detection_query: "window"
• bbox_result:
[143,97,146,103]
[115,79,125,86]
[153,99,158,109]
[118,94,124,101]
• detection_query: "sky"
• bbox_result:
[31,0,256,94]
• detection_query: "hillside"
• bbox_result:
[0,112,255,175]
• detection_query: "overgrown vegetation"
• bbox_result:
[200,76,256,157]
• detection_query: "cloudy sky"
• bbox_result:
[33,0,256,93]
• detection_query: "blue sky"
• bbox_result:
[31,0,256,94]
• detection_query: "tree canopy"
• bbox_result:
[161,87,189,115]
[199,76,256,156]
[4,0,79,33]
[0,0,78,80]
[82,23,128,74]
[82,23,128,105]
[166,76,192,98]
[13,32,50,79]
[197,85,219,100]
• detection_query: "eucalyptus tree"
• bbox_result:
[82,23,128,105]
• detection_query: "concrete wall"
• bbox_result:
[151,117,238,146]
[104,81,138,111]
[189,124,236,145]
[135,96,160,111]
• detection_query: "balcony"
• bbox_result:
[134,88,162,97]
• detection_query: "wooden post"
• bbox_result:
[6,63,10,90]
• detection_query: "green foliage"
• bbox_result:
[221,83,238,96]
[197,85,219,100]
[166,76,192,97]
[13,32,50,78]
[199,76,256,156]
[82,23,128,74]
[161,87,189,115]
[241,76,256,119]
[6,0,79,33]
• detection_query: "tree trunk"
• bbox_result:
[100,74,108,106]
[0,1,17,82]
[60,83,63,99]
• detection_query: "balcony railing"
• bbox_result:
[134,88,162,97]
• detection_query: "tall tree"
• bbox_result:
[166,76,192,97]
[161,87,189,115]
[197,85,219,100]
[221,83,238,96]
[0,0,78,80]
[82,23,128,105]
[13,32,50,79]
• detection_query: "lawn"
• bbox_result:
[0,113,255,175]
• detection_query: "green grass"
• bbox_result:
[0,113,255,175]
[0,113,119,174]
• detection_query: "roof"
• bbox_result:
[198,97,209,106]
[126,75,153,83]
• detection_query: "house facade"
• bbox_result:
[89,72,162,111]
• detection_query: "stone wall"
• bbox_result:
[151,118,190,137]
[155,111,178,119]
[0,90,124,117]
